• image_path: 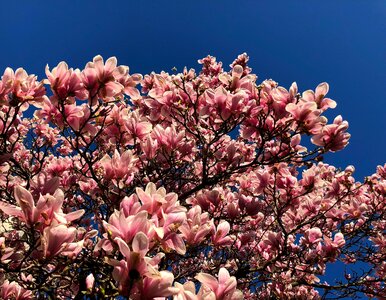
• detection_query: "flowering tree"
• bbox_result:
[0,53,385,299]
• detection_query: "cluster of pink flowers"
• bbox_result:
[0,54,384,299]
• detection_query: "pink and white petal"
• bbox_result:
[316,82,329,97]
[115,237,131,258]
[132,232,149,256]
[93,55,105,78]
[102,220,122,238]
[14,186,35,223]
[195,273,218,292]
[124,86,141,100]
[217,221,230,235]
[218,268,231,285]
[64,209,85,222]
[105,57,118,73]
[0,202,23,219]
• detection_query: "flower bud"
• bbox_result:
[86,273,95,291]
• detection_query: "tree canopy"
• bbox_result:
[0,54,385,299]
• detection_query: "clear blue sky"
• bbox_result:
[0,0,385,179]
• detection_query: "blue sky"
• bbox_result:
[0,0,385,179]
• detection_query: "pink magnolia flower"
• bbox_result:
[195,268,243,300]
[258,231,283,260]
[157,211,187,255]
[91,55,117,83]
[0,185,38,225]
[174,281,199,300]
[136,270,180,300]
[29,174,60,197]
[212,221,234,246]
[34,98,84,131]
[198,55,223,76]
[342,197,368,219]
[147,73,173,104]
[82,55,123,103]
[286,101,326,134]
[203,87,232,120]
[119,194,143,217]
[45,61,88,103]
[103,210,154,243]
[0,186,84,228]
[311,115,350,152]
[270,85,296,118]
[113,65,142,100]
[304,227,323,244]
[230,52,252,76]
[179,206,213,245]
[109,234,149,292]
[302,82,337,111]
[63,104,85,131]
[132,183,187,254]
[140,136,159,159]
[0,68,14,105]
[254,170,272,194]
[152,124,185,151]
[100,149,138,183]
[229,65,244,90]
[41,224,77,258]
[0,280,33,300]
[1,67,46,108]
[135,182,168,215]
[321,232,346,262]
[122,111,152,144]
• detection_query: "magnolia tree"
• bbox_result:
[0,53,385,300]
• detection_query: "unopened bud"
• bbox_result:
[86,273,95,291]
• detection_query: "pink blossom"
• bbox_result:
[198,55,223,76]
[135,182,168,215]
[302,82,337,111]
[286,101,326,134]
[123,111,152,143]
[174,281,199,300]
[114,65,142,100]
[321,232,346,261]
[311,115,350,152]
[0,67,46,107]
[45,61,88,102]
[82,55,123,103]
[0,280,32,300]
[212,221,233,246]
[0,186,84,228]
[108,234,149,292]
[41,224,77,258]
[230,52,252,76]
[305,227,323,244]
[34,98,84,130]
[152,124,185,150]
[103,210,153,243]
[196,268,243,300]
[100,149,138,183]
[179,206,213,245]
[85,273,95,291]
[137,271,180,299]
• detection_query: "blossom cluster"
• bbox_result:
[0,54,384,299]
